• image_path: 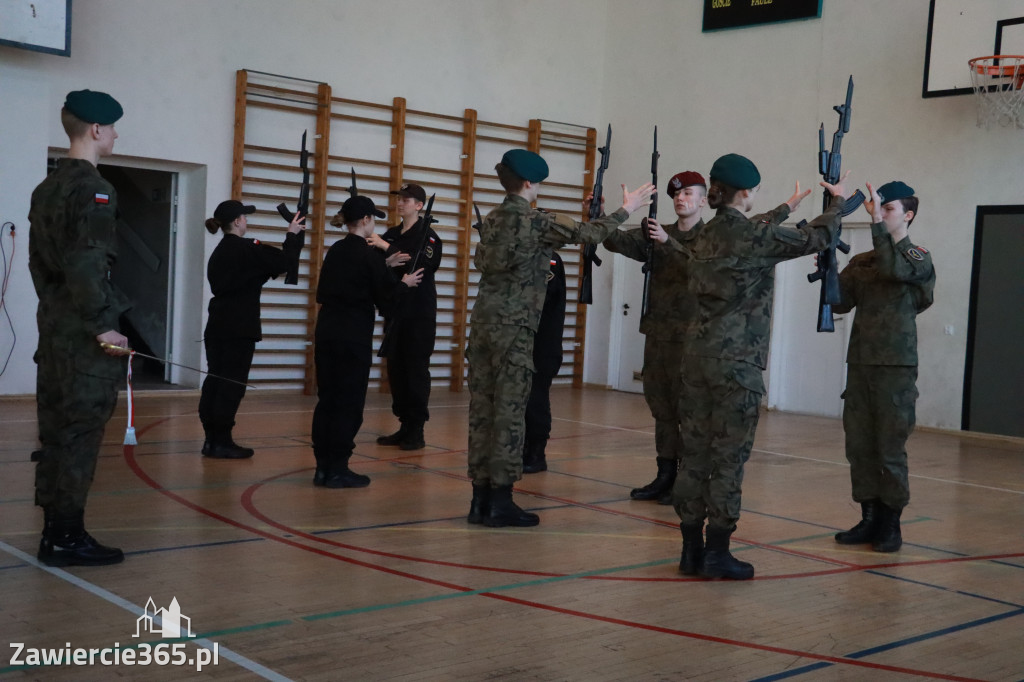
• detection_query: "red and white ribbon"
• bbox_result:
[123,350,137,445]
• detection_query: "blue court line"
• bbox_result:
[868,570,1024,609]
[750,607,1024,681]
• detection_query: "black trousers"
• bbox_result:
[385,317,435,425]
[524,360,559,442]
[198,337,255,439]
[312,340,371,473]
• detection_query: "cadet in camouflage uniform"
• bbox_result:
[603,171,707,504]
[29,90,131,567]
[467,149,655,527]
[668,154,849,580]
[833,180,935,553]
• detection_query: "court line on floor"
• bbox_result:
[0,540,291,681]
[748,606,1024,681]
[121,445,986,682]
[753,448,1024,495]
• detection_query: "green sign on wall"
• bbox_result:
[703,0,822,32]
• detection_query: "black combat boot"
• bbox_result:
[38,511,124,567]
[835,500,881,544]
[312,448,327,486]
[484,485,540,527]
[699,526,754,580]
[467,483,491,525]
[376,423,408,446]
[678,522,705,576]
[202,427,253,459]
[872,503,903,553]
[399,423,425,451]
[324,463,371,489]
[630,457,677,501]
[522,438,548,474]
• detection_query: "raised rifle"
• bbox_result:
[378,193,437,358]
[348,166,358,199]
[472,203,483,232]
[276,130,310,285]
[806,76,865,332]
[579,124,611,305]
[640,126,659,318]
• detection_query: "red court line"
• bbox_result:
[241,465,1024,580]
[121,417,1007,675]
[120,420,998,681]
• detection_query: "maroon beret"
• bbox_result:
[666,171,706,197]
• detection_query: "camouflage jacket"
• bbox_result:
[603,219,704,340]
[29,159,130,375]
[668,199,842,369]
[471,194,627,331]
[834,223,935,366]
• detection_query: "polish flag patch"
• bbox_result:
[94,193,110,204]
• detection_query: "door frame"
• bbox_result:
[962,204,1024,430]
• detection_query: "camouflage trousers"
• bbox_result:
[843,364,918,510]
[34,338,120,518]
[642,336,683,462]
[466,324,534,487]
[672,355,764,532]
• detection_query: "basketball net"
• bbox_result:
[968,55,1024,129]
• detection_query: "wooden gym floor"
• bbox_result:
[1,386,1022,681]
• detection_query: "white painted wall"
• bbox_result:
[598,0,1024,430]
[0,0,610,395]
[2,0,1020,432]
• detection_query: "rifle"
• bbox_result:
[378,193,437,358]
[472,203,483,232]
[579,124,611,305]
[806,76,865,332]
[276,130,309,285]
[640,126,659,318]
[348,166,358,198]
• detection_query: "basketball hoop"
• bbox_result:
[968,55,1024,129]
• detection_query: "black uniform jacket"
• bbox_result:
[204,231,302,341]
[316,233,406,347]
[534,251,566,376]
[382,218,442,320]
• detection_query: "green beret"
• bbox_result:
[501,149,549,183]
[876,181,915,204]
[709,153,760,190]
[64,89,123,125]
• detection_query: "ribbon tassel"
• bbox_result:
[123,350,137,445]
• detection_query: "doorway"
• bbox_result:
[47,158,179,387]
[963,205,1024,437]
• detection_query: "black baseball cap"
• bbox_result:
[334,195,386,226]
[213,200,256,224]
[390,183,427,204]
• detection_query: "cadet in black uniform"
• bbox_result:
[522,251,566,473]
[375,183,443,451]
[198,200,305,458]
[313,196,423,488]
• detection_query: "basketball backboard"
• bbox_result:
[924,0,1024,97]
